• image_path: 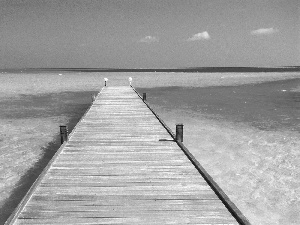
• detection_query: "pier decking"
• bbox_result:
[6,86,249,224]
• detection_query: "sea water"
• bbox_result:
[136,78,300,225]
[0,71,299,224]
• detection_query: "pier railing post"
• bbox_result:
[60,125,68,144]
[143,93,146,101]
[176,124,183,142]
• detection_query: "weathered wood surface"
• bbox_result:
[7,86,240,225]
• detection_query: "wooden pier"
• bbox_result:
[5,86,250,225]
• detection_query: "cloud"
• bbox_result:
[251,27,279,35]
[187,31,210,41]
[139,36,159,43]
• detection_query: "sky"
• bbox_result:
[0,0,299,69]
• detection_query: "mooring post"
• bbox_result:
[176,123,183,142]
[60,125,68,144]
[104,78,108,86]
[143,93,146,101]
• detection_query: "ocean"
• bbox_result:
[0,71,299,224]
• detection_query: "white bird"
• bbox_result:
[104,78,108,82]
[129,77,132,85]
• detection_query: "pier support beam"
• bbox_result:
[60,125,68,144]
[176,123,183,142]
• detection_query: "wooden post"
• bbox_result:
[176,124,183,142]
[143,93,146,101]
[104,78,108,86]
[60,125,68,144]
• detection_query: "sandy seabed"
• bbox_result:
[0,71,300,224]
[0,91,97,224]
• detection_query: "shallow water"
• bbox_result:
[137,78,300,132]
[0,91,96,224]
[136,78,300,225]
[0,71,300,97]
[0,71,300,224]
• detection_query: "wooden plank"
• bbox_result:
[6,86,245,225]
